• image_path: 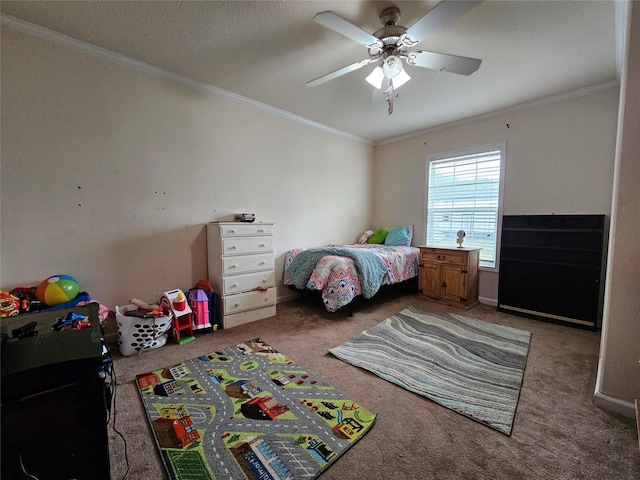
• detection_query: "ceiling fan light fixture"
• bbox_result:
[391,68,411,89]
[382,55,403,78]
[365,66,385,89]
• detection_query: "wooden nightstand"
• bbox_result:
[418,246,481,309]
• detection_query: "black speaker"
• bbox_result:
[1,303,110,480]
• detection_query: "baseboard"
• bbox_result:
[479,296,497,307]
[593,390,636,419]
[636,398,640,448]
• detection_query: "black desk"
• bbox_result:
[1,303,111,480]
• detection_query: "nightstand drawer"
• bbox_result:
[223,287,276,315]
[223,271,275,295]
[219,224,273,237]
[421,249,467,265]
[221,253,274,275]
[221,236,273,255]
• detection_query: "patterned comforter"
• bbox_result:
[284,244,420,312]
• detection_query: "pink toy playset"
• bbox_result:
[187,288,212,331]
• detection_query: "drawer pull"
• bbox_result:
[230,245,237,249]
[230,229,237,233]
[231,283,239,288]
[258,229,265,233]
[229,264,237,269]
[259,243,266,247]
[437,255,446,260]
[259,261,266,265]
[234,302,240,307]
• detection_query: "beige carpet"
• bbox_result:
[107,287,640,479]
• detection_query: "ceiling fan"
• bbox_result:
[307,1,483,114]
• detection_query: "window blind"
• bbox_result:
[426,147,503,268]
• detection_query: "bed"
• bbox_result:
[283,225,420,314]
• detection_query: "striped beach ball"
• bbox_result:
[36,274,80,306]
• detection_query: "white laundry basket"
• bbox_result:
[115,304,173,356]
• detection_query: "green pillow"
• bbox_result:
[367,228,388,244]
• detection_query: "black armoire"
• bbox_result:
[497,214,607,329]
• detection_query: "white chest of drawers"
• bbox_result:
[206,222,276,329]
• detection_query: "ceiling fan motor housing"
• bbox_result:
[369,7,417,61]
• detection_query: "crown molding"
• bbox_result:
[1,14,373,146]
[376,80,620,146]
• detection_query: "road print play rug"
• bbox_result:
[330,306,531,435]
[136,338,376,480]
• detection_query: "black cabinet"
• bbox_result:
[497,214,607,329]
[1,303,111,480]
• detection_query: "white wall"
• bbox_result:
[374,87,619,303]
[596,0,640,411]
[0,28,374,310]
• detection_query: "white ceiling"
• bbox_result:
[1,1,620,144]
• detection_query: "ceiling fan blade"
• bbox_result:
[405,1,483,44]
[408,50,482,76]
[306,58,375,87]
[313,11,381,47]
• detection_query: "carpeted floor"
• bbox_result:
[107,286,640,479]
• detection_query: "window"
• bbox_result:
[425,142,506,269]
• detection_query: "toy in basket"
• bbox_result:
[160,289,195,345]
[115,303,173,356]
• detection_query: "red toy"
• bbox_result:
[160,289,195,345]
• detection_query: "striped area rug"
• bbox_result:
[329,306,531,435]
